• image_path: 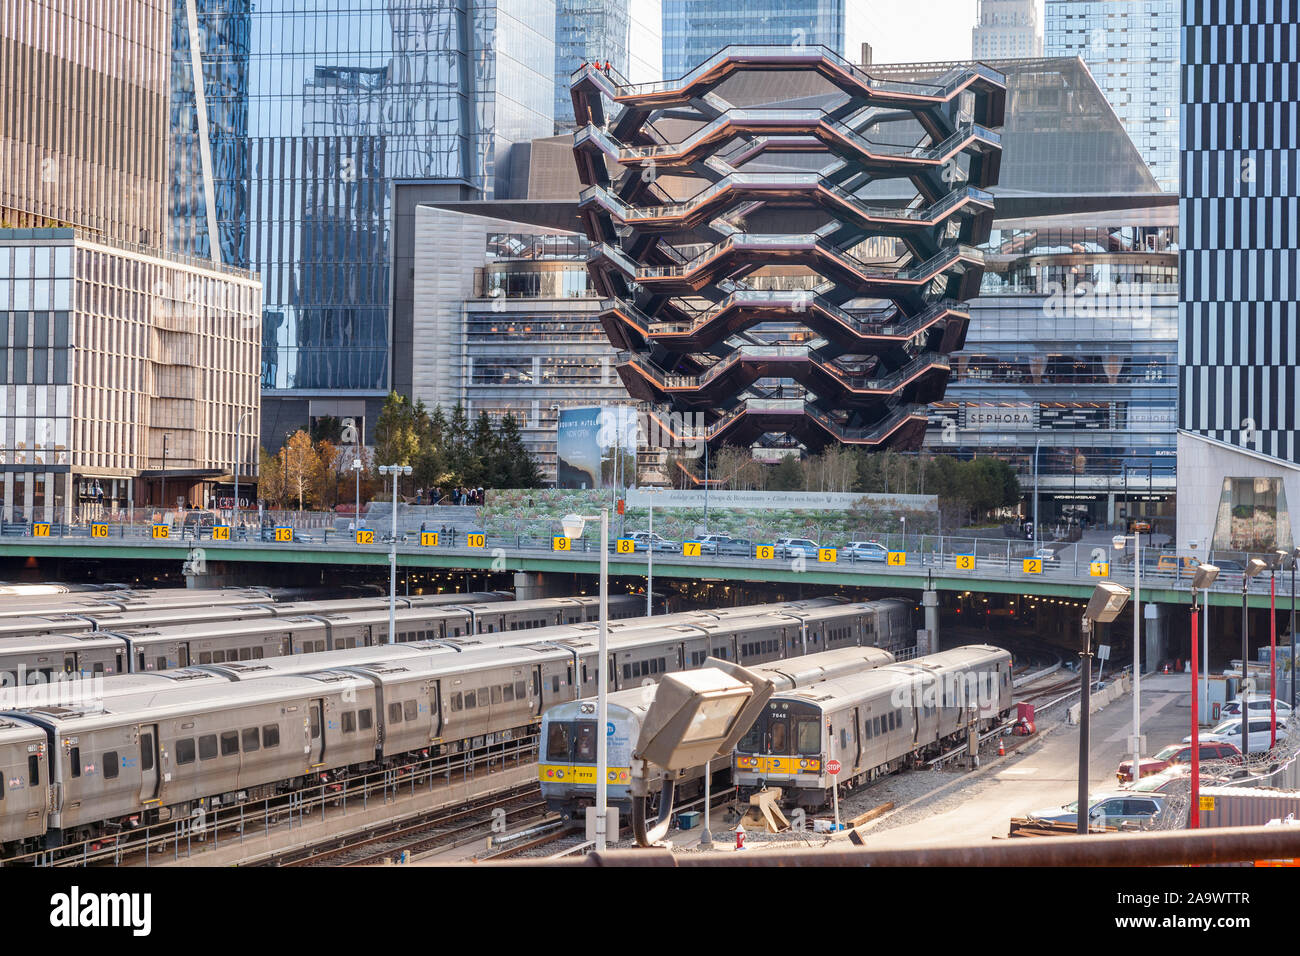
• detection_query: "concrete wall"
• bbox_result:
[1176,431,1300,555]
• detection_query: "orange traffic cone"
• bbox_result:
[998,738,1006,757]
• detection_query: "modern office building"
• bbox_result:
[1177,0,1300,556]
[554,0,662,132]
[1045,0,1179,192]
[0,0,262,521]
[972,0,1044,59]
[661,0,874,79]
[226,0,555,444]
[570,49,1005,452]
[867,57,1177,529]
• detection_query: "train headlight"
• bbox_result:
[799,759,807,769]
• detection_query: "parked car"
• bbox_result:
[698,534,734,555]
[1221,697,1294,720]
[1116,740,1241,783]
[1155,554,1201,573]
[714,537,753,557]
[1032,547,1059,563]
[1025,792,1165,830]
[1186,715,1290,753]
[627,531,679,553]
[774,537,820,558]
[843,541,889,562]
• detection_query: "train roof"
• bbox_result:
[195,643,461,679]
[3,673,373,730]
[99,616,328,643]
[0,616,89,638]
[0,632,125,655]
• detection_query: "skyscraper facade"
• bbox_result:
[190,0,557,442]
[1177,0,1300,555]
[553,0,662,132]
[1045,0,1179,192]
[661,0,872,79]
[972,0,1043,58]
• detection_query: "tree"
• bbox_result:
[714,444,763,490]
[310,416,343,444]
[498,413,544,488]
[373,392,420,468]
[282,430,322,511]
[313,439,341,508]
[258,446,286,507]
[768,453,805,491]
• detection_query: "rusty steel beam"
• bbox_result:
[485,825,1300,867]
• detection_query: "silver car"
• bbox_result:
[1026,792,1165,830]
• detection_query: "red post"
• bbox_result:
[1190,601,1200,829]
[1272,574,1278,748]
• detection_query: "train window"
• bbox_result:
[70,747,81,778]
[199,652,212,665]
[239,648,252,661]
[491,686,502,705]
[103,752,119,779]
[221,732,239,756]
[199,735,218,760]
[213,650,226,664]
[503,683,514,702]
[872,717,881,737]
[262,725,280,748]
[547,722,570,761]
[464,691,477,710]
[26,755,39,786]
[451,693,462,712]
[770,721,789,754]
[799,722,822,755]
[582,664,589,684]
[405,700,418,721]
[737,721,761,753]
[551,676,560,694]
[359,709,372,731]
[176,739,196,764]
[622,664,631,679]
[389,703,403,723]
[342,712,357,733]
[515,681,526,699]
[574,721,597,762]
[839,729,849,749]
[141,734,154,772]
[242,728,260,752]
[253,647,264,659]
[156,656,167,671]
[309,708,321,739]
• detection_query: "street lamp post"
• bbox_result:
[1189,564,1219,829]
[1080,583,1131,834]
[161,433,170,513]
[1292,548,1299,710]
[233,411,253,528]
[352,458,363,529]
[379,464,412,644]
[1242,558,1269,758]
[562,509,610,850]
[1273,550,1289,748]
[1033,438,1041,553]
[1113,528,1145,785]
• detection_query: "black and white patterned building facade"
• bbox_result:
[1180,0,1300,463]
[1178,0,1300,554]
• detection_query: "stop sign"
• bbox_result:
[826,759,841,775]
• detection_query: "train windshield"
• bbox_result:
[546,722,571,762]
[573,721,597,762]
[795,719,820,755]
[743,700,822,755]
[547,719,598,762]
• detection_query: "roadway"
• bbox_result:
[0,524,1281,609]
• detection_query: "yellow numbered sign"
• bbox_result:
[90,523,109,538]
[420,531,439,547]
[955,554,975,571]
[467,533,486,548]
[682,541,702,557]
[211,525,231,541]
[1023,558,1043,574]
[356,528,375,545]
[1090,562,1110,577]
[151,524,169,539]
[32,523,51,537]
[817,548,837,564]
[887,551,906,567]
[552,536,571,552]
[755,544,775,560]
[615,538,635,554]
[274,527,293,542]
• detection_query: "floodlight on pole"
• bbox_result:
[379,464,413,644]
[1112,531,1143,781]
[1078,581,1130,834]
[1241,557,1269,758]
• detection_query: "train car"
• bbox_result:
[733,644,1014,808]
[537,646,899,821]
[0,717,49,854]
[0,633,130,683]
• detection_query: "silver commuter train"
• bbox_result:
[538,645,900,821]
[0,598,906,855]
[734,644,1015,807]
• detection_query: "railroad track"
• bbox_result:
[253,784,545,867]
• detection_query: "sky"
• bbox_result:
[865,0,1046,64]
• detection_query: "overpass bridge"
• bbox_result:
[0,527,1282,611]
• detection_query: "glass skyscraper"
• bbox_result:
[1045,0,1179,192]
[661,0,871,78]
[176,0,556,434]
[553,0,661,131]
